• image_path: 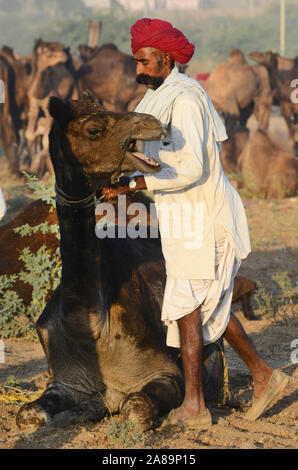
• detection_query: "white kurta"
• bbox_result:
[0,188,7,221]
[135,66,251,280]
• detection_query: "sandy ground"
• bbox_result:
[0,316,297,450]
[0,112,297,450]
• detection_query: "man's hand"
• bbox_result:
[101,176,147,201]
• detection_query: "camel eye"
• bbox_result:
[87,128,100,137]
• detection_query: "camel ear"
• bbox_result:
[48,97,72,127]
[82,89,105,110]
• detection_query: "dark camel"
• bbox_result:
[16,96,226,431]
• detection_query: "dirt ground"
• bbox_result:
[0,319,297,450]
[0,112,297,450]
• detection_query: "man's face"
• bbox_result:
[133,47,173,90]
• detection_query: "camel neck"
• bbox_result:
[268,60,284,95]
[56,200,102,311]
[50,125,103,312]
[28,65,43,95]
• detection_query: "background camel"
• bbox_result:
[0,50,15,169]
[0,46,31,173]
[237,129,298,199]
[1,40,296,193]
[249,51,295,85]
[24,39,79,175]
[249,51,298,156]
[219,125,250,174]
[76,43,147,112]
[1,40,147,177]
[203,49,271,131]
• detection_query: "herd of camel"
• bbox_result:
[205,48,298,198]
[0,38,297,197]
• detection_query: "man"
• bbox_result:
[102,18,288,429]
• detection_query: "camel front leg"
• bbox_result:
[280,101,295,148]
[29,104,53,175]
[120,376,183,431]
[16,379,108,429]
[25,97,39,149]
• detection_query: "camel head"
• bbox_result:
[78,44,98,62]
[48,96,164,184]
[33,39,69,71]
[248,50,277,67]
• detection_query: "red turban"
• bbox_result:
[130,18,195,65]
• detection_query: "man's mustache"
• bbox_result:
[136,74,164,88]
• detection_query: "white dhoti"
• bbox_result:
[161,238,241,348]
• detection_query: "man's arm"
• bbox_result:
[143,92,208,192]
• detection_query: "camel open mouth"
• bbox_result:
[126,138,161,168]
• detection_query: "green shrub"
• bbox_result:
[254,272,298,325]
[105,417,144,448]
[0,174,60,339]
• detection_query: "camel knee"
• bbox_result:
[120,391,157,431]
[16,401,51,429]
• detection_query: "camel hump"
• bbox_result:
[98,43,118,51]
[1,45,14,57]
[228,49,247,64]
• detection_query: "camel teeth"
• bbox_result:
[132,152,159,166]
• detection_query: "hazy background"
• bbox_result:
[0,0,297,73]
